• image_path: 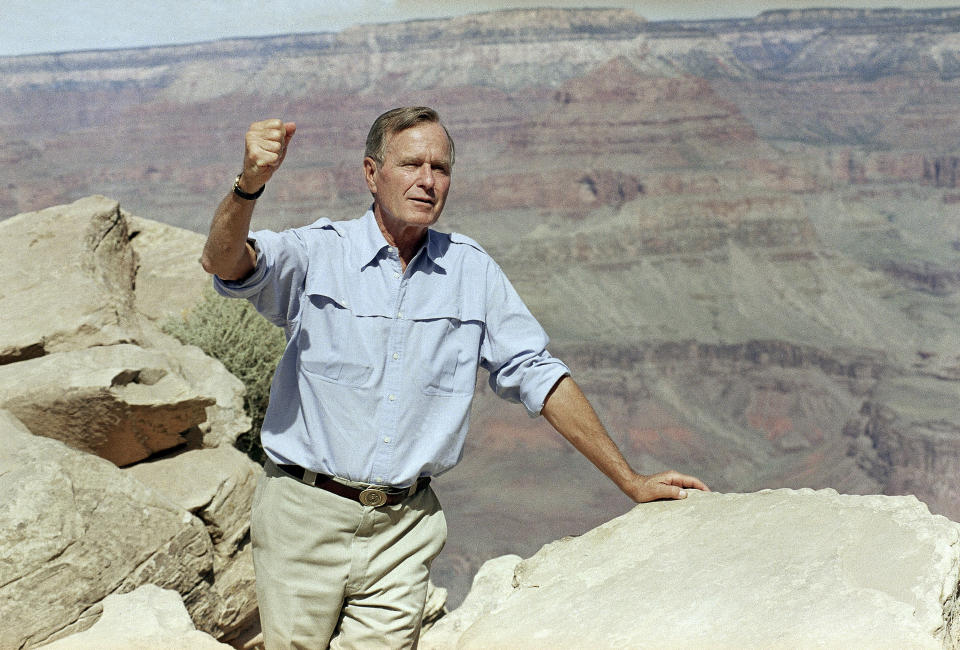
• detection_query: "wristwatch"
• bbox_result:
[233,173,265,200]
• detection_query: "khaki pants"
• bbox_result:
[251,460,447,650]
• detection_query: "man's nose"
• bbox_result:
[416,163,435,189]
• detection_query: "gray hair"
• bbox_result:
[364,106,455,167]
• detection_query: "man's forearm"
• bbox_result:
[541,375,637,490]
[201,191,258,280]
[541,375,709,502]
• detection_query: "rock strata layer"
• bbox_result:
[423,489,960,649]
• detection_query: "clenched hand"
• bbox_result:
[239,119,296,192]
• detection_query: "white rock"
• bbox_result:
[445,490,960,649]
[126,214,209,323]
[125,446,260,559]
[421,554,522,649]
[42,584,230,649]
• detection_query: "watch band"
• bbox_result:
[233,173,265,200]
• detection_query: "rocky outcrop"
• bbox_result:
[0,196,139,364]
[0,197,249,457]
[423,489,960,649]
[41,585,231,650]
[125,446,260,641]
[0,410,214,648]
[0,198,259,648]
[127,213,211,323]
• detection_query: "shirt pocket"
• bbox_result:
[298,278,375,388]
[409,300,484,397]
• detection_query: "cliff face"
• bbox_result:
[1,7,959,607]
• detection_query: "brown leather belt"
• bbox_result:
[277,463,430,507]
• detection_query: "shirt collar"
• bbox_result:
[354,206,447,272]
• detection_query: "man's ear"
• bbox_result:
[363,157,378,195]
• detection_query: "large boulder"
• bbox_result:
[41,585,230,650]
[421,554,521,648]
[0,410,214,648]
[423,489,960,649]
[125,446,260,562]
[0,196,140,363]
[0,344,215,466]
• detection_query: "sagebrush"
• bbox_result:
[163,288,285,463]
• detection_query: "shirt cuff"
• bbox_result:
[212,237,268,298]
[521,363,571,417]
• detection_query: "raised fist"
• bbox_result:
[239,119,296,192]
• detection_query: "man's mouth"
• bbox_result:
[409,197,434,206]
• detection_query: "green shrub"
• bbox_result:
[163,287,285,463]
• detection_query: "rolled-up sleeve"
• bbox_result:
[213,228,309,328]
[480,262,570,416]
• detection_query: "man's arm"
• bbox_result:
[201,119,296,280]
[541,375,709,503]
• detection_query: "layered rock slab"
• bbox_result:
[0,344,214,466]
[432,489,960,649]
[126,446,261,640]
[0,410,214,648]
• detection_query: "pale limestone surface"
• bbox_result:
[149,336,251,450]
[0,196,140,363]
[125,447,261,641]
[123,446,263,640]
[125,446,260,561]
[0,198,249,455]
[42,584,230,650]
[421,554,522,649]
[432,490,960,650]
[126,214,209,323]
[0,344,214,466]
[41,585,229,650]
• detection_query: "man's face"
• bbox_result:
[364,122,452,233]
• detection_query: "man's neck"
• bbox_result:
[373,208,428,271]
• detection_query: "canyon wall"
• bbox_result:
[1,7,959,606]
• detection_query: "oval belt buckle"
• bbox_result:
[359,488,388,507]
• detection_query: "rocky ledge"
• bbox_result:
[424,489,960,649]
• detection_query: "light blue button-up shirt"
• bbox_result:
[214,209,570,487]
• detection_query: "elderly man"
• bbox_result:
[202,106,708,649]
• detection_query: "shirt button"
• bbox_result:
[383,437,391,443]
[375,476,383,483]
[393,272,401,279]
[388,394,396,401]
[392,352,400,360]
[397,311,404,319]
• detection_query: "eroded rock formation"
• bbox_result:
[0,198,257,648]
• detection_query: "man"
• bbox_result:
[202,107,708,649]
